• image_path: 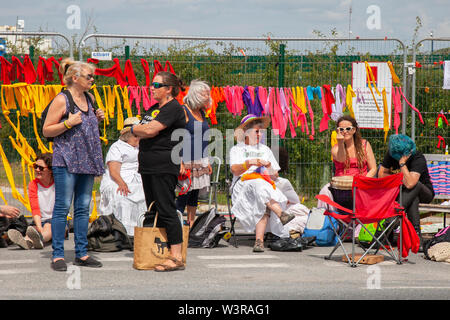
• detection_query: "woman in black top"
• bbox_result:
[131,71,186,271]
[378,134,434,250]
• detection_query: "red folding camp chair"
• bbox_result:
[316,173,419,267]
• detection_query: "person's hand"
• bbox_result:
[95,108,105,121]
[336,130,345,143]
[67,111,82,127]
[179,162,186,176]
[399,154,411,167]
[0,205,20,219]
[116,182,130,196]
[208,164,213,175]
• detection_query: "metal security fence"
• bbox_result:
[76,34,410,198]
[411,38,450,155]
[0,31,73,59]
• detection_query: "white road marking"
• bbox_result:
[0,259,37,265]
[0,268,39,275]
[197,255,280,260]
[206,263,289,268]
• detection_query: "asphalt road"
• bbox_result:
[1,231,450,302]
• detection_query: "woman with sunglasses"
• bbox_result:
[42,58,105,271]
[7,153,54,250]
[317,115,377,210]
[131,71,187,272]
[229,115,296,253]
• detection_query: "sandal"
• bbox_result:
[154,256,185,272]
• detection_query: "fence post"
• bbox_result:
[29,45,34,59]
[125,45,130,60]
[278,43,285,87]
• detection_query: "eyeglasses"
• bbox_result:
[337,126,354,133]
[151,82,169,89]
[81,74,94,80]
[33,163,48,171]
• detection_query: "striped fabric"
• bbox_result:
[428,161,450,195]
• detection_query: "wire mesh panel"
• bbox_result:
[412,38,450,155]
[0,35,410,213]
[78,35,408,199]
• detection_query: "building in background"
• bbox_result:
[0,21,52,55]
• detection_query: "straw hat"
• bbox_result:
[236,114,270,131]
[120,117,141,135]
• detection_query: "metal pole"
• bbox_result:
[401,43,408,135]
[278,43,285,87]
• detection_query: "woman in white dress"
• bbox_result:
[99,117,146,236]
[229,114,295,252]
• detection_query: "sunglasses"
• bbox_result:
[337,126,354,133]
[151,82,169,89]
[33,163,48,171]
[81,74,94,80]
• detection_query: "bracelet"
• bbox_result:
[242,161,248,170]
[63,120,72,129]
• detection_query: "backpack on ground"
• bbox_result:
[41,90,96,142]
[302,207,339,246]
[87,214,132,252]
[424,225,450,260]
[188,208,227,248]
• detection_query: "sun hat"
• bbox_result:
[236,114,270,131]
[120,117,140,135]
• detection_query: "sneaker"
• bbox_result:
[74,256,103,268]
[7,229,31,250]
[26,226,44,249]
[253,239,265,253]
[51,259,67,272]
[279,211,295,225]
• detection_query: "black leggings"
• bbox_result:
[141,173,183,246]
[176,189,200,214]
[401,181,434,229]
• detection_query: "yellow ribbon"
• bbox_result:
[382,87,390,143]
[387,61,400,84]
[345,84,356,118]
[364,62,381,112]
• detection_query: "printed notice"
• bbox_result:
[443,61,450,90]
[352,62,392,129]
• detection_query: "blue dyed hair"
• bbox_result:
[388,134,416,161]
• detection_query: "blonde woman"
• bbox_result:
[43,58,105,271]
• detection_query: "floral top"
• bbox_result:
[51,92,105,176]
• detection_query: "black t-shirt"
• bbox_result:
[138,99,186,176]
[381,151,434,196]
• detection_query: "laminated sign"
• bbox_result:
[352,62,392,129]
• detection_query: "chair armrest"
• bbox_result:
[315,194,353,214]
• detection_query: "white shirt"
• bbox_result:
[229,142,281,184]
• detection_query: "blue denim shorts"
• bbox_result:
[31,219,51,227]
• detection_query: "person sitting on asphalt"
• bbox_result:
[7,153,54,250]
[229,114,295,253]
[98,117,146,238]
[0,205,20,219]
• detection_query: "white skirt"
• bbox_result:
[99,174,147,236]
[231,178,289,238]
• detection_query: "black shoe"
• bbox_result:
[74,256,103,268]
[51,259,67,272]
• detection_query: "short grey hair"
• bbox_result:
[183,80,212,110]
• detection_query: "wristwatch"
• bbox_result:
[399,162,406,167]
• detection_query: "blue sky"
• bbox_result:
[1,0,449,45]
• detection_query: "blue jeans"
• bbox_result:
[51,167,94,260]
